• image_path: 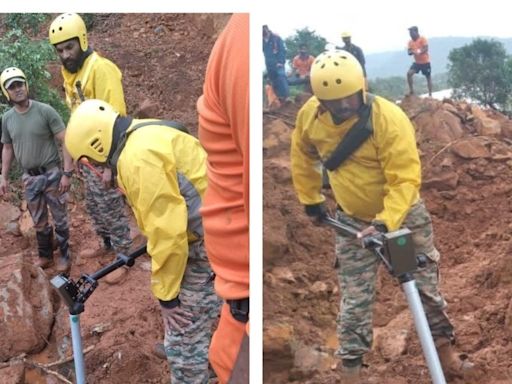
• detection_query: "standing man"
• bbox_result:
[64,99,222,383]
[290,51,474,382]
[48,13,133,261]
[407,26,433,97]
[198,14,249,383]
[0,67,73,272]
[337,32,367,87]
[263,24,290,105]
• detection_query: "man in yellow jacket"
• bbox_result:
[49,13,132,263]
[64,99,222,383]
[291,51,474,381]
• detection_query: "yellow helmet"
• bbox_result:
[49,13,88,51]
[310,50,365,101]
[65,99,119,163]
[0,67,28,100]
[341,31,351,38]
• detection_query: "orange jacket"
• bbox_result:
[408,36,430,64]
[292,54,315,77]
[197,13,249,300]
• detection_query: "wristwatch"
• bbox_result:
[63,170,74,178]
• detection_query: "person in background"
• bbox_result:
[0,67,73,272]
[290,44,315,92]
[263,24,290,105]
[197,14,249,383]
[407,25,432,97]
[337,32,367,88]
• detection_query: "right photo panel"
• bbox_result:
[262,3,512,383]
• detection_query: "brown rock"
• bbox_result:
[451,139,490,159]
[0,202,21,225]
[0,363,24,384]
[423,170,459,191]
[474,116,501,136]
[0,253,53,361]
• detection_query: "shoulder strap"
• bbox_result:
[108,120,189,175]
[323,93,375,171]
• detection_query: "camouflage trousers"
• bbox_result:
[164,240,222,383]
[80,165,132,253]
[334,199,454,360]
[22,166,68,234]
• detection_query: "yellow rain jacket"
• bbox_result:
[116,120,207,301]
[291,95,421,231]
[62,51,126,114]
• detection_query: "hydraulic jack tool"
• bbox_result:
[50,245,147,384]
[322,216,446,384]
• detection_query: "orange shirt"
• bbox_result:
[292,55,315,77]
[408,36,430,64]
[197,14,249,300]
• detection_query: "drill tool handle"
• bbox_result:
[90,244,147,281]
[322,216,383,248]
[321,216,359,237]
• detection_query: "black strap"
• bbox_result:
[227,298,249,323]
[323,93,375,171]
[108,120,190,175]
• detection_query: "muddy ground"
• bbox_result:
[0,13,230,384]
[263,95,512,383]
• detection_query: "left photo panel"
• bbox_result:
[0,13,249,384]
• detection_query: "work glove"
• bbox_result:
[305,203,328,226]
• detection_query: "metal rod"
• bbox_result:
[402,281,446,384]
[322,215,446,383]
[70,314,86,384]
[89,244,147,281]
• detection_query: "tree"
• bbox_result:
[0,14,69,120]
[284,27,327,61]
[448,38,512,111]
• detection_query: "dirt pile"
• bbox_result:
[0,13,229,384]
[263,94,512,383]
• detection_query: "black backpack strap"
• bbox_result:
[323,93,375,171]
[108,120,189,175]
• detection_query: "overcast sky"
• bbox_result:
[261,0,512,54]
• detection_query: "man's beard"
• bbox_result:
[62,48,92,73]
[63,58,81,73]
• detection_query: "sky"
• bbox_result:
[261,0,512,55]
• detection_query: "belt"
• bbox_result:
[26,166,48,176]
[227,298,249,323]
[25,163,58,176]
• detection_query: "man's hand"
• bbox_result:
[59,175,71,193]
[305,203,328,226]
[161,305,194,334]
[102,167,113,188]
[0,175,8,196]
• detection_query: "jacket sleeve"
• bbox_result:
[373,106,421,230]
[290,106,325,205]
[92,60,127,116]
[120,152,188,302]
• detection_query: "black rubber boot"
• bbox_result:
[55,227,71,272]
[35,228,54,269]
